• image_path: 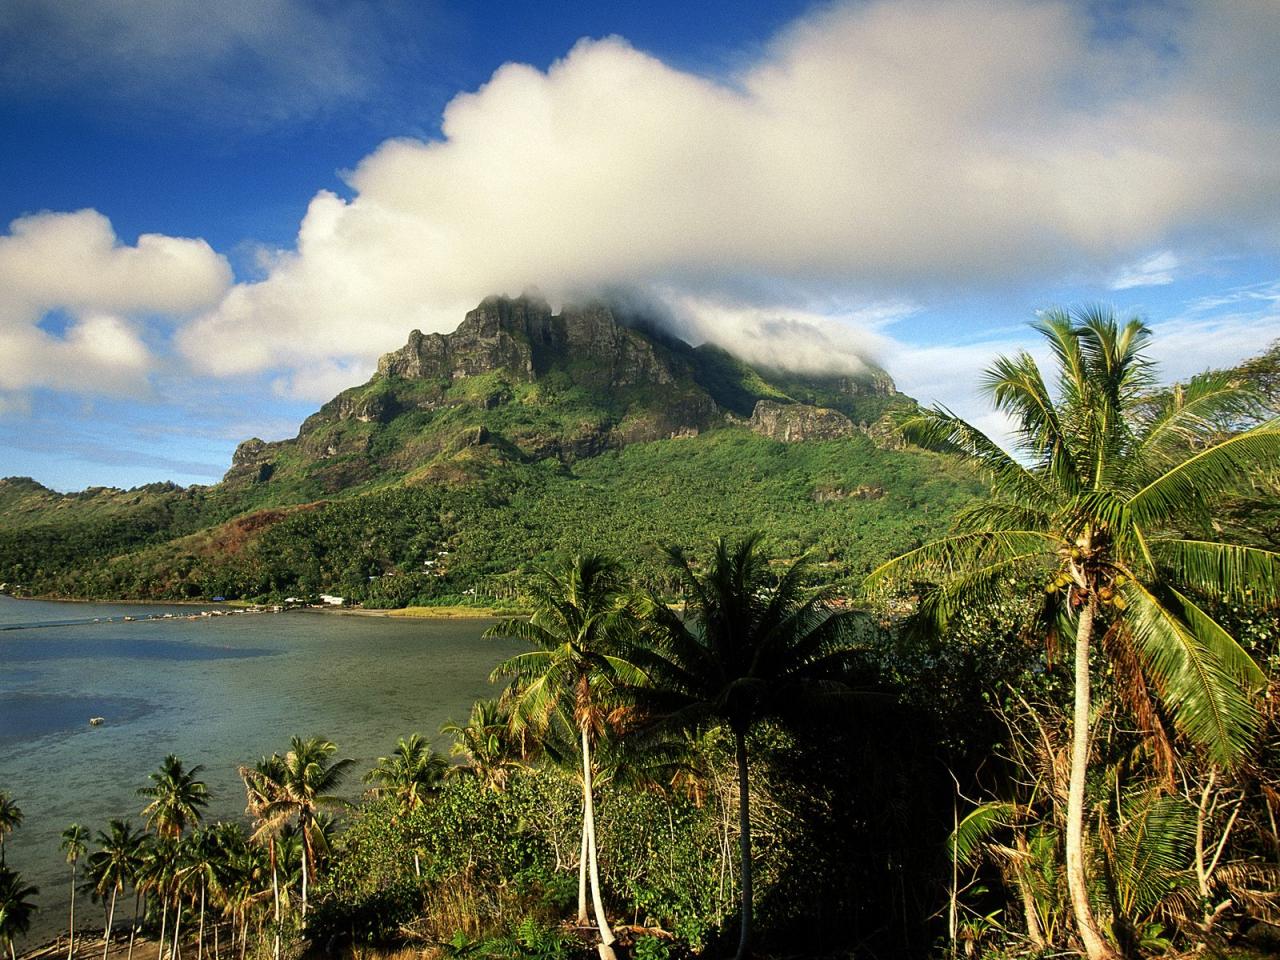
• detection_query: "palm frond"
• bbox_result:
[1149,539,1280,608]
[1110,788,1196,921]
[951,801,1020,866]
[1127,421,1280,527]
[1121,580,1262,766]
[863,530,1056,595]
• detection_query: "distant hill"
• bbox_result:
[0,295,980,604]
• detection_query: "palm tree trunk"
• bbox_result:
[157,896,168,960]
[577,814,589,925]
[68,865,77,960]
[733,727,753,960]
[1014,834,1046,949]
[1066,597,1120,960]
[102,888,118,960]
[580,727,616,959]
[301,841,309,922]
[127,894,139,960]
[271,851,280,960]
[172,897,183,960]
[197,880,205,960]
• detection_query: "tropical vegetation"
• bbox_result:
[0,321,1276,960]
[867,310,1279,958]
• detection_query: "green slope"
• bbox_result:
[7,428,977,603]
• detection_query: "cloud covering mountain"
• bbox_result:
[1,0,1279,487]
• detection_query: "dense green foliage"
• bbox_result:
[0,429,976,604]
[3,331,1277,960]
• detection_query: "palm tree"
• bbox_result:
[238,756,289,960]
[134,837,178,960]
[0,867,39,960]
[629,534,862,960]
[0,794,21,868]
[85,820,143,960]
[139,756,209,840]
[243,737,351,920]
[362,734,448,812]
[441,697,531,791]
[865,308,1278,960]
[61,823,90,960]
[487,554,642,960]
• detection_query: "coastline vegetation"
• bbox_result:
[1,315,1277,959]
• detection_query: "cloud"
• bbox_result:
[175,0,1280,384]
[0,0,395,125]
[0,209,232,397]
[666,296,908,377]
[1110,251,1180,290]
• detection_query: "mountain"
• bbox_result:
[0,295,979,605]
[220,295,903,499]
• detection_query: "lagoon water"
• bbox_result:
[0,596,521,944]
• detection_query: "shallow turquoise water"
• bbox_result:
[0,596,521,943]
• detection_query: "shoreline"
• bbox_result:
[2,593,522,620]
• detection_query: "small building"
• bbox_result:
[319,594,345,606]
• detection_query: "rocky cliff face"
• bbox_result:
[747,400,857,442]
[377,295,681,388]
[223,438,275,484]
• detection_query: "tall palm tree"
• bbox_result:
[362,734,448,812]
[441,697,531,791]
[0,867,38,960]
[238,756,289,960]
[865,308,1278,960]
[630,534,862,960]
[487,554,641,960]
[139,757,209,840]
[135,836,179,960]
[243,737,351,920]
[85,820,143,960]
[61,823,90,960]
[0,794,21,868]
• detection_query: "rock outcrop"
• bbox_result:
[377,295,681,389]
[747,400,856,442]
[223,438,275,484]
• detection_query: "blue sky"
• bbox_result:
[1,0,1278,491]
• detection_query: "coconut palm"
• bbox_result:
[630,533,862,960]
[487,554,642,960]
[0,794,21,868]
[243,737,351,920]
[0,867,38,960]
[85,820,143,960]
[134,836,178,960]
[61,823,90,960]
[441,698,531,791]
[362,734,448,812]
[865,308,1278,960]
[238,755,289,960]
[139,756,209,840]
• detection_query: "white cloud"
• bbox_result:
[0,209,232,397]
[272,359,377,404]
[668,296,907,376]
[1110,251,1180,290]
[175,0,1280,385]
